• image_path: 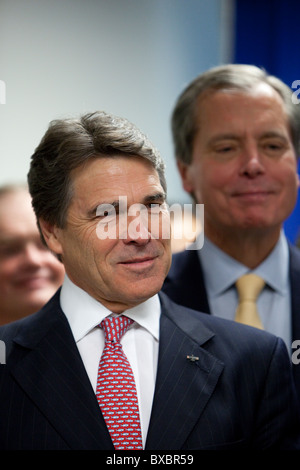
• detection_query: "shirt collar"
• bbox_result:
[255,232,289,294]
[198,230,289,297]
[60,274,161,342]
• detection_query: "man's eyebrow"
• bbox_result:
[259,131,289,140]
[208,131,289,145]
[88,192,166,217]
[143,192,166,204]
[0,237,22,245]
[208,134,239,145]
[88,200,120,217]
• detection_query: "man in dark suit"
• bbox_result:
[0,111,299,450]
[162,64,300,390]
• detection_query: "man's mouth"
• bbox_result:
[118,256,158,270]
[120,256,156,264]
[231,190,274,202]
[14,275,51,290]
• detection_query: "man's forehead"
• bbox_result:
[197,82,284,108]
[0,229,40,243]
[68,156,165,214]
[72,155,157,183]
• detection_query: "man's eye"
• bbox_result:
[149,204,161,212]
[103,210,115,217]
[148,203,168,214]
[266,143,282,150]
[96,204,116,219]
[0,244,22,257]
[262,140,287,155]
[216,145,234,153]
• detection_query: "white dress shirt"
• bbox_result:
[198,231,291,349]
[60,275,160,447]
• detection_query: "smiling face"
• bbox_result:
[0,189,65,323]
[179,84,300,242]
[40,155,172,313]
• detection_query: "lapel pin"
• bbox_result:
[187,354,199,362]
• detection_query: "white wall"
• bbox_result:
[0,0,234,204]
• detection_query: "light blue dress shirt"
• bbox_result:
[198,231,291,349]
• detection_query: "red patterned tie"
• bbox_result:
[96,315,143,450]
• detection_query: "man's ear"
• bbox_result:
[177,160,194,194]
[38,218,63,256]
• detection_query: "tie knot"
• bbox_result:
[101,315,133,343]
[236,273,265,302]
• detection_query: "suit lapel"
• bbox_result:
[289,243,300,390]
[10,292,113,450]
[9,289,225,450]
[145,293,224,450]
[289,243,300,341]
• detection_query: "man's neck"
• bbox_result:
[205,226,281,269]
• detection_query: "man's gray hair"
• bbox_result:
[172,63,300,164]
[28,111,166,231]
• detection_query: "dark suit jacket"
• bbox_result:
[0,290,299,450]
[163,243,300,392]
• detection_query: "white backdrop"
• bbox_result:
[0,0,234,204]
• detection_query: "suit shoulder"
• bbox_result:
[164,249,202,288]
[159,292,281,352]
[0,290,62,347]
[289,242,300,269]
[167,249,197,273]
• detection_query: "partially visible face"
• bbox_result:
[41,156,172,313]
[179,83,300,240]
[0,189,65,323]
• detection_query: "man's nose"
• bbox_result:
[239,144,265,178]
[122,211,151,245]
[23,243,44,266]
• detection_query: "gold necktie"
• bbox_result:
[235,274,265,329]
